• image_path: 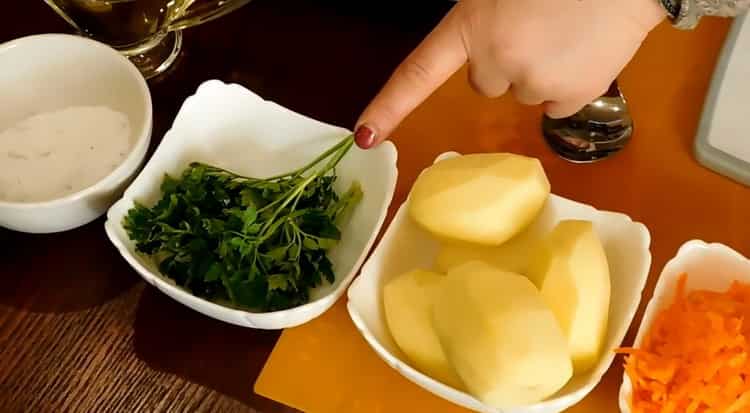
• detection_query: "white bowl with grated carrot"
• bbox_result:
[618,240,750,413]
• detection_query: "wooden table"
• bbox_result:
[0,2,451,412]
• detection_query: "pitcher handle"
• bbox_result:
[165,0,253,32]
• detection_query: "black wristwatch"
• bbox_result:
[659,0,748,30]
[660,0,682,20]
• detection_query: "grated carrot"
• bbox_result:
[616,273,750,413]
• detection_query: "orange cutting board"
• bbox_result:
[256,19,750,413]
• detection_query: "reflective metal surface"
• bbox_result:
[542,80,633,163]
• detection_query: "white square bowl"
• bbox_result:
[347,152,652,413]
[104,80,398,330]
[618,240,750,412]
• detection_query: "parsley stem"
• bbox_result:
[258,173,318,240]
[279,134,354,180]
[256,136,354,241]
[190,134,354,182]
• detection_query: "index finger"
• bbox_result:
[354,5,468,148]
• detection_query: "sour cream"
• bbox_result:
[0,106,133,203]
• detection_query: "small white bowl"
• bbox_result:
[347,152,652,413]
[104,80,398,330]
[618,240,750,413]
[0,34,152,234]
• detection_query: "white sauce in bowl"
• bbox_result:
[0,106,133,203]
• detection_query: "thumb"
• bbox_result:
[354,6,468,149]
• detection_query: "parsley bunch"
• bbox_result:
[123,135,362,312]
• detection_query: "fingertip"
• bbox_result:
[353,5,467,150]
[354,123,377,149]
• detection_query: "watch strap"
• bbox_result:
[666,0,750,30]
[660,0,682,19]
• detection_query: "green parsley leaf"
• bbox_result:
[123,135,361,312]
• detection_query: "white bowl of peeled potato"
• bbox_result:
[346,152,652,413]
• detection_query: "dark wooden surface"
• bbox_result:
[0,1,452,412]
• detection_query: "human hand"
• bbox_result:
[354,0,666,148]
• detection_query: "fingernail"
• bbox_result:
[354,124,376,149]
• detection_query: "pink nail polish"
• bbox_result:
[354,125,376,149]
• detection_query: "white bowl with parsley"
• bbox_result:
[104,80,398,329]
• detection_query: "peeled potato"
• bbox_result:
[408,153,550,246]
[382,269,464,389]
[432,261,573,407]
[526,220,611,374]
[435,241,532,274]
[434,214,550,274]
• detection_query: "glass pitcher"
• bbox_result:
[44,0,252,79]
